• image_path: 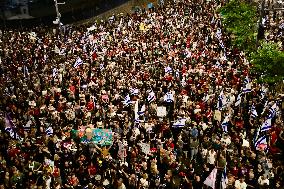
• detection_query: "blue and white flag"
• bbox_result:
[235,93,242,107]
[254,135,268,151]
[23,65,29,78]
[217,90,224,110]
[260,85,267,100]
[147,91,156,103]
[123,94,132,106]
[53,68,58,77]
[243,76,252,93]
[137,105,146,116]
[253,127,260,145]
[268,103,277,119]
[74,57,83,68]
[251,105,258,118]
[221,115,230,132]
[221,166,228,189]
[172,118,187,128]
[261,118,272,132]
[4,114,21,140]
[45,127,53,136]
[165,66,172,74]
[164,92,174,103]
[131,88,139,96]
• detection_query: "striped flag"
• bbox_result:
[217,90,224,110]
[165,66,172,74]
[221,166,228,189]
[137,105,146,116]
[130,88,139,96]
[235,93,242,107]
[251,105,258,118]
[243,76,252,93]
[123,94,132,106]
[172,118,187,128]
[164,92,174,103]
[147,90,156,103]
[73,57,83,68]
[204,168,217,189]
[261,118,272,132]
[221,115,230,132]
[268,103,277,119]
[4,114,20,140]
[53,68,58,77]
[45,127,53,136]
[254,135,268,152]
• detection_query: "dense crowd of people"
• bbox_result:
[0,0,284,189]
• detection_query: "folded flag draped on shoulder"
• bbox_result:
[4,114,21,140]
[123,94,132,106]
[221,166,228,189]
[74,57,83,68]
[204,168,217,189]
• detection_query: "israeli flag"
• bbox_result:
[164,92,174,103]
[173,118,186,128]
[251,105,258,118]
[243,76,252,93]
[100,63,104,70]
[279,22,284,29]
[221,166,228,189]
[260,85,267,100]
[261,118,272,132]
[215,28,222,40]
[165,66,172,74]
[254,135,268,151]
[123,94,132,106]
[137,105,146,116]
[221,115,230,132]
[268,103,277,119]
[253,127,260,145]
[53,68,58,77]
[147,91,156,103]
[235,93,242,107]
[45,127,53,136]
[131,88,139,96]
[73,57,83,68]
[217,91,224,110]
[5,127,21,140]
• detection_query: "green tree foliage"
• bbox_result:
[250,42,284,84]
[219,0,258,52]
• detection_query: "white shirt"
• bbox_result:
[235,180,247,189]
[207,151,216,165]
[258,177,269,185]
